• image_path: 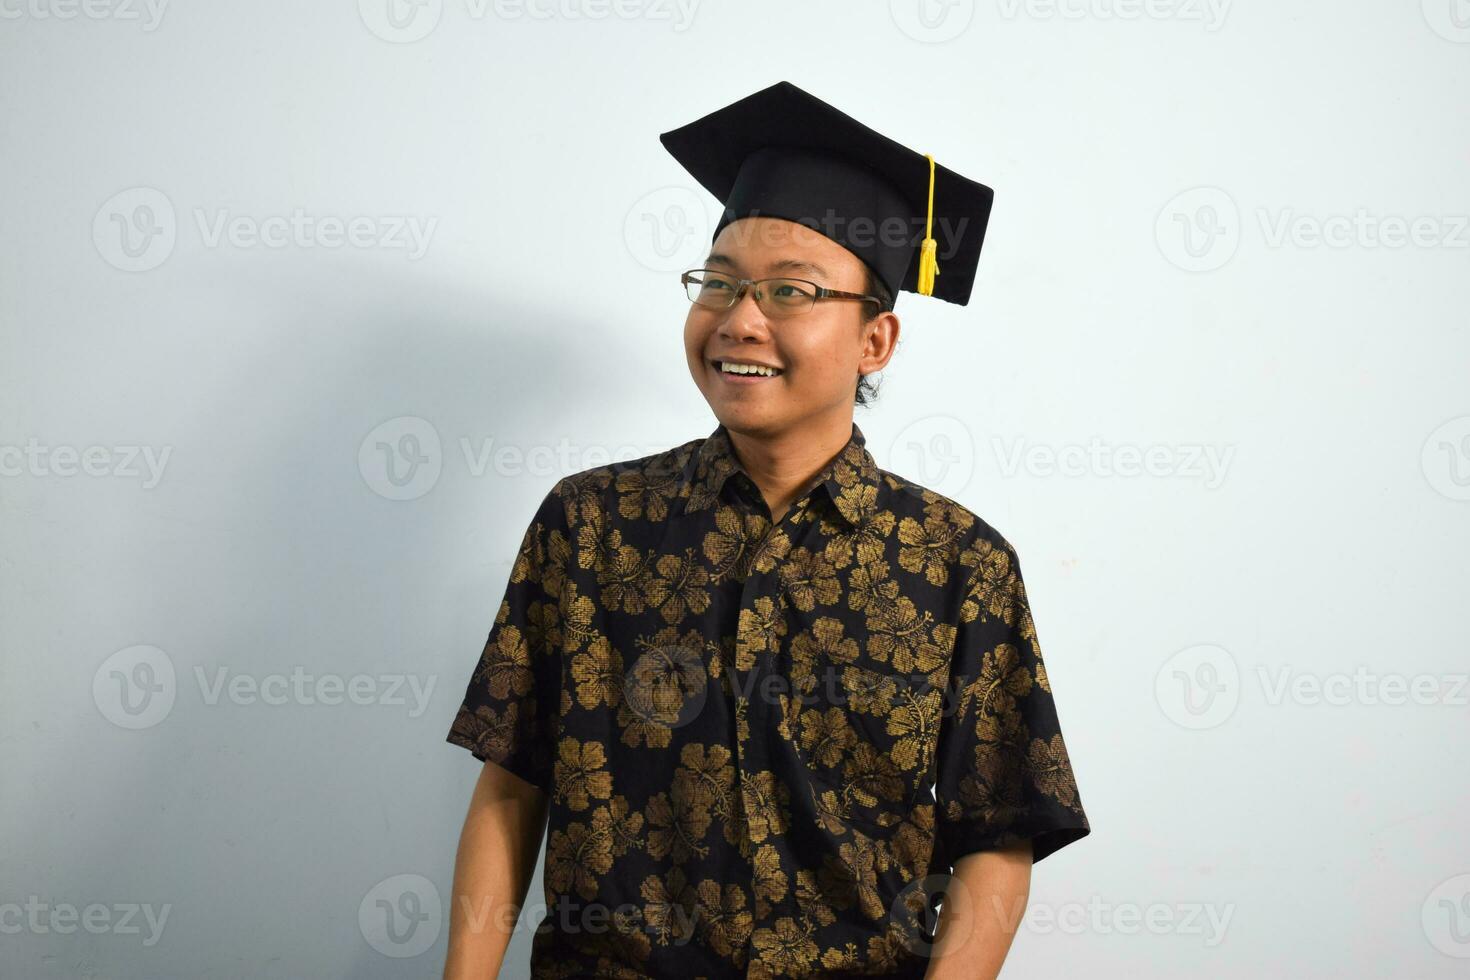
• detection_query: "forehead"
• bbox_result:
[706,216,864,281]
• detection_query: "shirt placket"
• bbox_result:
[727,472,812,853]
[725,473,818,973]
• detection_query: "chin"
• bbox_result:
[715,405,791,434]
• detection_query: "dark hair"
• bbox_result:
[854,264,895,406]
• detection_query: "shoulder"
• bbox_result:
[873,466,1039,631]
[544,435,704,522]
[877,466,1021,564]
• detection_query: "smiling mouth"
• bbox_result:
[712,359,784,379]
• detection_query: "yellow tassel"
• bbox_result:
[917,153,940,296]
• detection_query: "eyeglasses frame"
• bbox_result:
[680,268,883,318]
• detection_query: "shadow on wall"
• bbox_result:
[65,255,597,979]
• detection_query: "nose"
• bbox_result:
[719,283,773,339]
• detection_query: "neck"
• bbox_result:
[723,412,856,521]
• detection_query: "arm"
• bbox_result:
[443,760,550,980]
[443,482,571,976]
[923,538,1090,975]
[923,840,1032,980]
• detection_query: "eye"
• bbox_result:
[701,275,734,291]
[770,281,816,301]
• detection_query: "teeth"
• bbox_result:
[719,361,780,377]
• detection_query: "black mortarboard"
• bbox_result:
[658,80,995,306]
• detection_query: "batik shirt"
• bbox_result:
[447,420,1090,978]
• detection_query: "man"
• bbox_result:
[444,81,1091,979]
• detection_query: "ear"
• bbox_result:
[859,310,901,375]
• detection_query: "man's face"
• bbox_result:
[683,216,898,436]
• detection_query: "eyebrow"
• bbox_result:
[704,253,830,279]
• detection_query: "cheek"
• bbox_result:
[684,317,713,368]
[781,324,853,376]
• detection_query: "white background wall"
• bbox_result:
[2,1,1467,977]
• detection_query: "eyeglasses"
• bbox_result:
[681,269,882,318]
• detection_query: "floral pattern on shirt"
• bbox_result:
[448,420,1090,978]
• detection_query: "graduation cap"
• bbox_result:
[658,80,995,307]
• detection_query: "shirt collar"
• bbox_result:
[684,420,881,529]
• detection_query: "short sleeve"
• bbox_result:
[445,479,572,794]
[931,537,1091,867]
